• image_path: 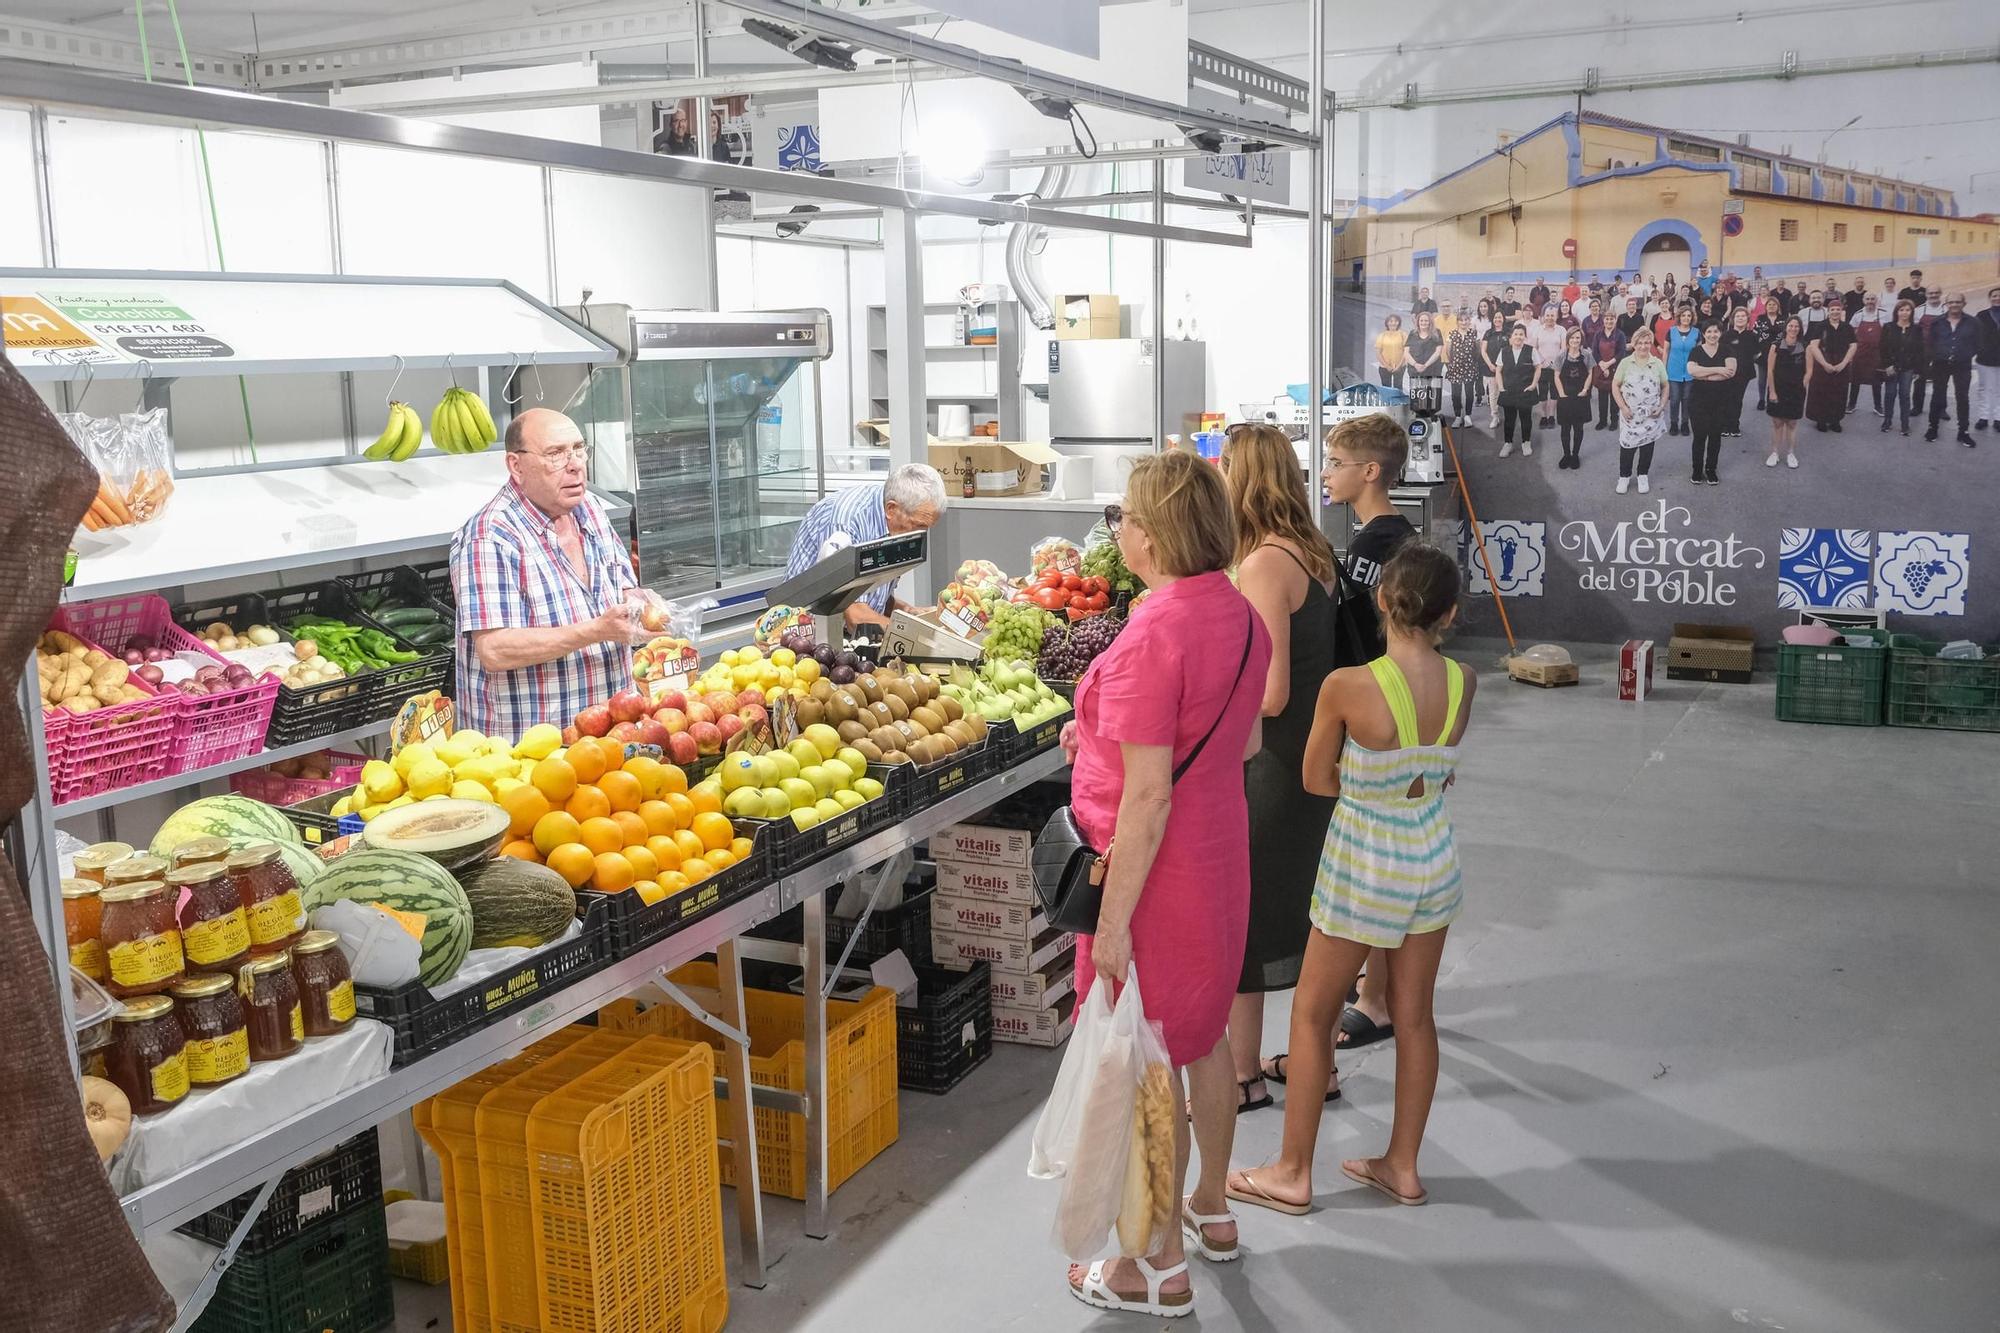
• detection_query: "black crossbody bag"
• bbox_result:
[1032,615,1254,935]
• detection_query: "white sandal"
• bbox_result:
[1181,1198,1240,1263]
[1068,1257,1195,1318]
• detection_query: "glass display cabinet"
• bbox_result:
[563,307,833,601]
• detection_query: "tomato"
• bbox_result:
[1067,594,1089,611]
[1062,574,1084,592]
[1067,606,1088,622]
[1032,586,1068,611]
[1085,591,1110,611]
[1038,568,1065,588]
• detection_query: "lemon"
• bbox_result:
[361,759,403,803]
[435,730,483,768]
[720,648,741,667]
[391,743,435,782]
[407,757,452,800]
[513,723,562,761]
[386,794,416,810]
[330,795,353,818]
[451,778,495,803]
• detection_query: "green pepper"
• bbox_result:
[355,627,421,664]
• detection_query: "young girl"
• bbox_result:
[1225,544,1477,1215]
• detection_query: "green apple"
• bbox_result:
[790,805,821,831]
[853,776,885,801]
[749,753,778,788]
[819,757,853,789]
[799,764,835,799]
[719,752,760,792]
[723,786,765,818]
[802,723,841,759]
[832,788,865,811]
[835,746,869,777]
[779,777,817,810]
[813,797,843,822]
[767,749,802,782]
[759,786,791,818]
[787,738,822,768]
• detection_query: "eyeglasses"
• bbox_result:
[513,442,591,467]
[1323,458,1374,473]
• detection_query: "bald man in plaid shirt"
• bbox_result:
[450,409,649,736]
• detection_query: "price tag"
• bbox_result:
[297,1184,333,1224]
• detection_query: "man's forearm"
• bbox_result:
[474,621,611,672]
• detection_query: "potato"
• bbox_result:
[83,649,109,669]
[90,661,129,694]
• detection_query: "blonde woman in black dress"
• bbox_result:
[1221,424,1340,1117]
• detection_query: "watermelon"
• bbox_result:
[456,859,577,949]
[151,795,301,859]
[308,848,473,987]
[275,841,327,895]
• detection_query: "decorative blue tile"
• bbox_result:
[1777,528,1872,609]
[1462,519,1545,597]
[1876,531,1970,617]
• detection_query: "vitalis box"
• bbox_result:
[935,859,1037,905]
[929,892,1045,941]
[929,822,1033,869]
[991,993,1077,1046]
[930,923,1072,976]
[988,957,1075,1011]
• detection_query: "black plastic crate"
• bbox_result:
[173,590,374,747]
[279,788,345,846]
[356,893,612,1066]
[583,833,770,955]
[262,581,451,732]
[903,736,999,811]
[730,763,909,876]
[340,566,456,662]
[827,880,937,966]
[898,961,993,1093]
[191,1199,392,1333]
[409,557,455,608]
[178,1130,381,1256]
[998,710,1067,763]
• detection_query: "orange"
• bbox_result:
[532,811,582,857]
[621,845,660,882]
[578,816,624,856]
[645,834,683,870]
[597,769,642,813]
[663,792,696,829]
[590,737,629,772]
[547,843,594,888]
[590,851,635,893]
[681,858,715,885]
[657,763,689,796]
[500,838,541,862]
[704,848,735,870]
[658,869,691,894]
[624,756,669,801]
[691,811,733,853]
[501,786,551,838]
[531,757,578,803]
[638,800,679,837]
[565,740,609,785]
[672,829,706,864]
[611,810,650,848]
[688,785,723,816]
[564,784,611,823]
[729,836,755,862]
[634,880,667,906]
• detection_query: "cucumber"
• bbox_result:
[405,624,453,647]
[377,606,443,629]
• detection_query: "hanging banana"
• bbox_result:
[388,403,422,461]
[363,402,406,460]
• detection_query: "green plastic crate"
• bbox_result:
[192,1199,392,1333]
[1775,641,1888,726]
[1885,641,2000,733]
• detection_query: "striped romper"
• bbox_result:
[1309,656,1466,948]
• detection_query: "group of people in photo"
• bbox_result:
[1378,267,2000,492]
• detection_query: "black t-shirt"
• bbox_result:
[1346,513,1417,590]
[1688,345,1735,409]
[1499,300,1521,320]
[1898,285,1927,306]
[1403,331,1443,373]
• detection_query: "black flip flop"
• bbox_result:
[1258,1055,1341,1103]
[1336,1007,1395,1050]
[1237,1079,1274,1114]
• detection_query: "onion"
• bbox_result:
[217,635,241,652]
[135,664,164,686]
[223,666,254,687]
[129,635,153,653]
[196,666,223,684]
[294,639,317,662]
[122,649,144,666]
[148,647,171,662]
[206,621,231,640]
[247,626,280,647]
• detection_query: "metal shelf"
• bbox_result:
[54,718,395,818]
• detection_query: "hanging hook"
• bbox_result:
[384,354,406,405]
[442,352,460,393]
[530,351,545,404]
[500,352,524,406]
[73,360,96,414]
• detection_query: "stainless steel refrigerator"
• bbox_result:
[1047,337,1208,474]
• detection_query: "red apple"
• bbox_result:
[574,704,613,738]
[738,703,768,729]
[701,691,737,717]
[608,689,648,724]
[656,689,688,713]
[652,707,688,734]
[666,731,699,765]
[561,724,581,746]
[736,689,765,712]
[684,701,715,726]
[689,720,722,755]
[716,713,744,741]
[635,718,670,748]
[608,721,642,743]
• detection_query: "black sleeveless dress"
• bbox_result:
[1239,545,1340,993]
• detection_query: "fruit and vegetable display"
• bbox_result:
[330,726,533,822]
[981,602,1060,665]
[774,627,881,680]
[363,388,498,461]
[633,634,699,690]
[937,559,1012,633]
[190,619,342,692]
[943,660,1072,730]
[1080,536,1142,600]
[1026,567,1115,619]
[1036,606,1127,683]
[36,631,157,715]
[284,615,423,675]
[81,468,174,531]
[350,585,455,650]
[790,666,990,768]
[709,726,888,831]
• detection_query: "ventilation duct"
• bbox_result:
[1006,164,1074,330]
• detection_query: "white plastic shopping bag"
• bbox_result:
[1027,965,1177,1260]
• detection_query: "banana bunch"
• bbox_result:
[432,387,498,454]
[363,401,423,461]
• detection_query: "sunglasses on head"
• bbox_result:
[1103,503,1124,532]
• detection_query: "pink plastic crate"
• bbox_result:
[230,750,369,806]
[52,594,277,790]
[42,610,181,806]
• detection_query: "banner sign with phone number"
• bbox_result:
[1,290,234,367]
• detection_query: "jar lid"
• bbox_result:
[101,880,168,904]
[171,837,235,865]
[61,877,101,899]
[73,842,135,869]
[241,952,292,976]
[292,929,341,956]
[115,995,175,1022]
[104,854,169,885]
[224,842,282,870]
[170,973,237,999]
[166,862,232,887]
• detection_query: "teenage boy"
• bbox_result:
[1899,270,1927,306]
[1499,285,1522,321]
[1319,411,1417,1065]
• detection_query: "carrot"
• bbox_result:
[96,480,135,526]
[86,496,120,528]
[81,508,104,532]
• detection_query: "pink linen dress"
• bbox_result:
[1069,570,1273,1066]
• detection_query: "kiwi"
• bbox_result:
[884,678,918,710]
[934,730,959,755]
[869,725,902,754]
[943,719,974,747]
[810,678,835,703]
[856,673,883,705]
[892,718,919,746]
[854,739,884,762]
[936,695,964,723]
[911,704,944,734]
[796,698,825,727]
[827,691,858,725]
[909,736,939,765]
[867,700,894,727]
[882,749,910,765]
[964,712,988,739]
[837,719,869,742]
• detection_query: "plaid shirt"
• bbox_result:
[450,481,635,738]
[784,484,895,613]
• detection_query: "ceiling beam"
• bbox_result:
[351,61,963,114]
[0,10,248,85]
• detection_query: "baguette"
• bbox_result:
[1138,1062,1176,1246]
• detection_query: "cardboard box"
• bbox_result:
[931,822,1034,869]
[936,858,1038,906]
[989,957,1075,1012]
[992,993,1077,1047]
[1506,655,1579,688]
[931,923,1072,976]
[1667,622,1757,683]
[881,608,983,667]
[928,440,1061,498]
[1054,293,1121,340]
[930,892,1045,942]
[1619,639,1655,701]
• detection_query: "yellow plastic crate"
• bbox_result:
[475,1030,640,1333]
[416,1025,594,1333]
[526,1035,727,1333]
[382,1190,451,1285]
[599,960,900,1200]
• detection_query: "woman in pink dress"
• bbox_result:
[1062,451,1272,1320]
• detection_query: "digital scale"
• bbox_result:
[766,528,931,646]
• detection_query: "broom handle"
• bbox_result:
[1440,422,1518,652]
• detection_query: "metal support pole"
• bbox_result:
[801,891,830,1239]
[1307,0,1329,525]
[1153,148,1167,449]
[882,205,930,602]
[170,1174,281,1332]
[30,107,57,267]
[713,938,767,1287]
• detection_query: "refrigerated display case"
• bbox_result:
[561,307,834,600]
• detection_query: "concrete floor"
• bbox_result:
[395,651,2000,1331]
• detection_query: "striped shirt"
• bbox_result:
[784,484,895,614]
[450,481,635,738]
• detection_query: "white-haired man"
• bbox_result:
[783,463,947,626]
